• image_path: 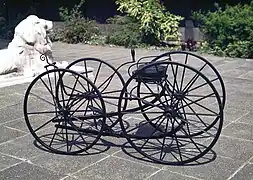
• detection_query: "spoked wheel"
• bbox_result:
[118,61,223,165]
[151,51,226,109]
[66,58,126,130]
[24,68,106,154]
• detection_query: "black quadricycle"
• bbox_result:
[23,50,225,165]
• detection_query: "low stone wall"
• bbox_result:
[53,21,204,42]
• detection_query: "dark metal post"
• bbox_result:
[131,49,135,62]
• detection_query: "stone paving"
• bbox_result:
[0,41,253,180]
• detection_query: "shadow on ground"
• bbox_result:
[33,135,217,167]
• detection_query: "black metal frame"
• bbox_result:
[23,50,225,165]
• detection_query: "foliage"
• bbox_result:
[192,2,253,58]
[0,15,7,38]
[105,15,143,48]
[115,0,183,45]
[0,5,38,39]
[59,0,86,22]
[52,0,100,44]
[59,19,99,44]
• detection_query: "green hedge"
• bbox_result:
[193,2,253,58]
[105,16,143,48]
[50,0,100,44]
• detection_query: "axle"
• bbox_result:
[54,122,184,139]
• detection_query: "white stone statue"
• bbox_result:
[0,15,54,76]
[0,15,93,87]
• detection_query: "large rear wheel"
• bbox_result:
[118,61,223,165]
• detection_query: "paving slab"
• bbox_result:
[237,111,253,124]
[0,134,46,160]
[212,136,253,161]
[222,76,253,95]
[230,163,253,180]
[0,153,22,171]
[72,156,159,180]
[148,170,199,180]
[0,104,24,125]
[3,116,49,133]
[0,162,63,180]
[165,156,244,180]
[0,125,27,144]
[30,152,108,175]
[222,122,253,141]
[112,144,164,168]
[0,80,29,94]
[93,136,128,155]
[60,176,78,180]
[0,42,253,179]
[0,93,23,108]
[225,91,253,111]
[223,105,249,127]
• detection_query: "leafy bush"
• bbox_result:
[0,5,38,39]
[0,15,7,38]
[52,0,100,44]
[115,0,183,45]
[59,0,85,21]
[105,16,143,47]
[58,18,99,44]
[192,2,253,58]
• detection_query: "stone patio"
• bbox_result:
[0,41,253,180]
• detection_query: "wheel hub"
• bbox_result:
[59,108,70,119]
[164,106,178,118]
[174,91,185,101]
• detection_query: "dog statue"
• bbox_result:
[0,15,53,76]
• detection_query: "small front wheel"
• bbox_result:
[23,68,106,154]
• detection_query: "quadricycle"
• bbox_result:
[23,50,225,165]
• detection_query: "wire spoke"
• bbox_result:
[182,63,207,93]
[66,75,80,107]
[141,82,166,109]
[58,71,66,108]
[178,112,218,117]
[93,62,102,84]
[39,77,57,104]
[70,97,91,117]
[187,78,219,94]
[68,118,89,146]
[49,126,60,147]
[176,93,216,114]
[170,63,180,92]
[125,91,164,110]
[160,118,170,160]
[140,117,166,150]
[27,110,61,115]
[173,117,203,155]
[177,116,215,137]
[181,99,208,128]
[96,73,115,92]
[30,92,58,108]
[179,53,188,91]
[126,114,164,134]
[34,115,60,132]
[183,95,218,115]
[83,60,91,91]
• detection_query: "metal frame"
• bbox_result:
[23,50,225,165]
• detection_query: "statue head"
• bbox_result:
[13,15,41,44]
[5,15,54,76]
[11,15,53,46]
